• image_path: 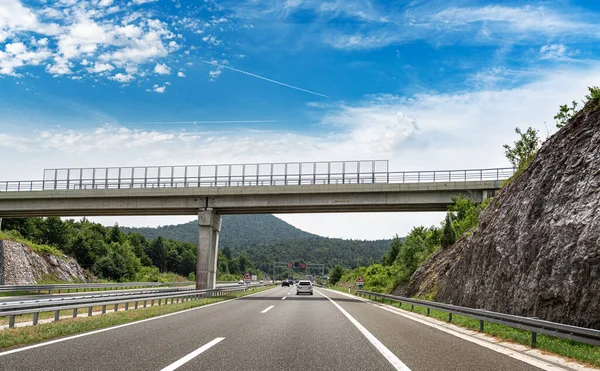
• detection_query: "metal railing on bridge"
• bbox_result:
[0,161,516,192]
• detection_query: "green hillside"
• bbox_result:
[121,214,319,246]
[122,215,391,272]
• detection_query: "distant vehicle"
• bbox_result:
[296,280,313,295]
[238,280,244,285]
[282,281,290,287]
[259,280,264,284]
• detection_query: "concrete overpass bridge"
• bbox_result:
[0,160,515,290]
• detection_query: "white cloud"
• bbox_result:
[88,62,114,73]
[177,71,185,77]
[209,69,221,81]
[152,84,166,93]
[154,62,170,74]
[540,44,568,59]
[109,72,134,82]
[130,0,157,5]
[0,1,177,81]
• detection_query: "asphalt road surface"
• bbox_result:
[0,286,556,371]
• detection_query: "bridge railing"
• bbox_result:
[0,168,516,192]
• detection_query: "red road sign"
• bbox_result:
[356,275,364,283]
[287,262,293,268]
[244,272,251,280]
[300,263,306,269]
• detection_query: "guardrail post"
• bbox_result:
[54,310,60,322]
[9,315,15,328]
[151,299,155,307]
[125,302,129,311]
[158,299,162,306]
[479,320,484,332]
[102,305,106,314]
[72,308,78,318]
[135,301,139,309]
[531,332,537,348]
[448,313,453,323]
[426,308,430,316]
[33,312,39,325]
[113,304,118,313]
[143,300,147,308]
[88,307,93,317]
[411,304,414,311]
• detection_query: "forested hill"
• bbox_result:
[121,215,319,247]
[122,215,391,271]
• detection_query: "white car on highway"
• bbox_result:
[296,280,313,295]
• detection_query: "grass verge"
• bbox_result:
[366,296,600,368]
[0,286,274,350]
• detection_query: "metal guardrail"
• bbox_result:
[0,287,195,308]
[0,282,193,295]
[0,167,516,192]
[356,290,600,347]
[1,285,269,328]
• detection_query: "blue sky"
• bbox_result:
[1,0,600,238]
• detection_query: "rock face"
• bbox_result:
[398,102,600,329]
[0,239,91,285]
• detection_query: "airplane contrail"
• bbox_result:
[202,61,330,99]
[126,120,279,125]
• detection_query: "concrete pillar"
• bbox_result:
[197,208,221,290]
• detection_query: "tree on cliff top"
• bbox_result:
[441,213,457,248]
[503,127,541,171]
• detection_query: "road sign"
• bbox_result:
[356,275,364,283]
[300,263,306,269]
[287,262,293,268]
[244,272,251,281]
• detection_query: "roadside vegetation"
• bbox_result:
[0,218,263,283]
[331,196,488,294]
[0,286,273,350]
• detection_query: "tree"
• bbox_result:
[146,236,168,271]
[441,212,457,248]
[329,264,345,285]
[554,101,580,129]
[382,235,402,266]
[503,127,541,170]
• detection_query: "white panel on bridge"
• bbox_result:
[81,169,94,189]
[272,163,286,185]
[159,167,172,187]
[315,162,329,184]
[68,169,81,189]
[216,165,229,186]
[200,165,217,186]
[172,166,186,187]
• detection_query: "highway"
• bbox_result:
[0,286,562,371]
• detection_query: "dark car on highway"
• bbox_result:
[282,281,290,287]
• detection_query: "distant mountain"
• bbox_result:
[122,214,391,271]
[121,215,319,246]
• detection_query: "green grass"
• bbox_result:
[0,231,64,258]
[0,285,274,350]
[366,296,600,368]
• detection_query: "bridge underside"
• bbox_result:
[0,181,500,290]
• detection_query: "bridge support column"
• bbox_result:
[197,208,221,290]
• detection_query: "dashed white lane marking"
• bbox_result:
[160,337,225,371]
[0,287,275,357]
[261,305,275,314]
[281,297,286,300]
[316,290,411,371]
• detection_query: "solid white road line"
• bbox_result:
[160,337,225,371]
[0,287,276,357]
[321,288,573,371]
[261,305,275,314]
[316,290,411,371]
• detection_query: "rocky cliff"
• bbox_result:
[398,101,600,329]
[0,239,91,285]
